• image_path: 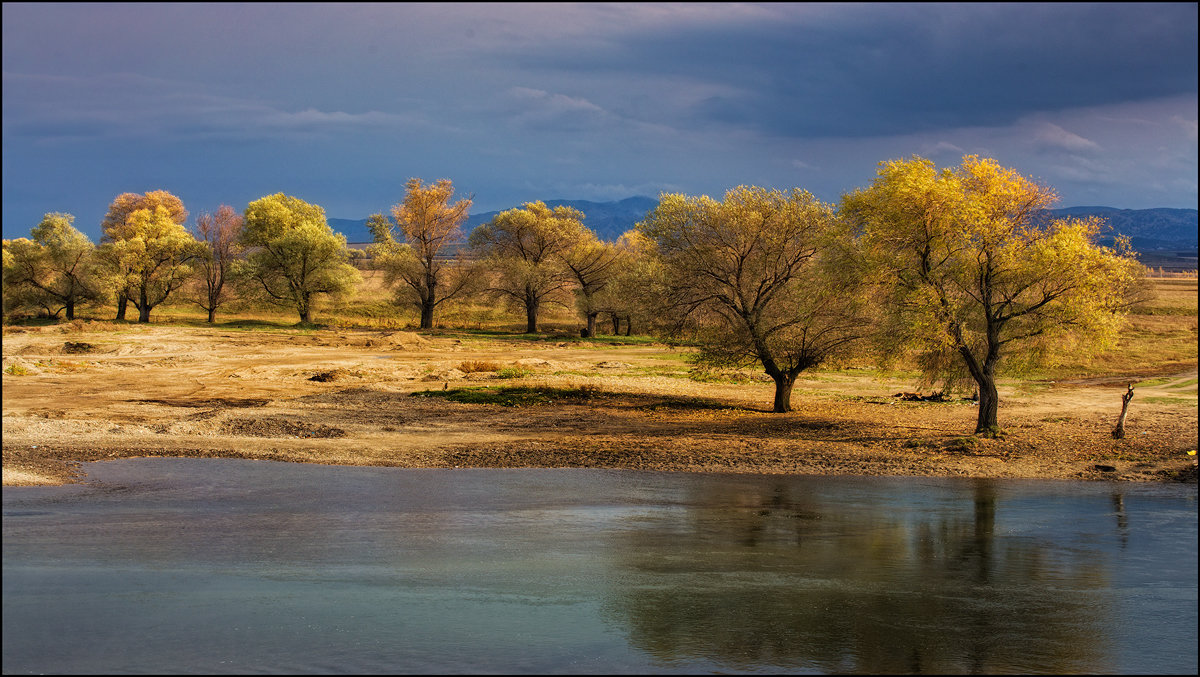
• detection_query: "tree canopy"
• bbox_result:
[240,193,359,324]
[639,186,870,413]
[97,205,201,322]
[3,213,101,320]
[468,201,586,333]
[841,155,1144,435]
[368,178,474,329]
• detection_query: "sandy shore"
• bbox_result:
[3,324,1197,486]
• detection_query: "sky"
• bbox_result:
[2,2,1197,240]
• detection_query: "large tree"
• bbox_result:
[841,155,1144,436]
[100,190,189,320]
[96,205,201,323]
[468,201,584,333]
[3,213,102,320]
[368,178,474,329]
[191,205,243,323]
[240,193,360,324]
[639,186,870,413]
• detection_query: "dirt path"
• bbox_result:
[3,324,1196,486]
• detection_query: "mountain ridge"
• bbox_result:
[329,199,1198,251]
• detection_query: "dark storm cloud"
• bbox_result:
[507,3,1198,138]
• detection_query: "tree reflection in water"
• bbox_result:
[601,478,1112,674]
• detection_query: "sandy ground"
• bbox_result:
[3,323,1196,486]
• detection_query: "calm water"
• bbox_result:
[3,459,1196,675]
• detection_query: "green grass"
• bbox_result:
[1167,378,1197,389]
[1141,395,1197,406]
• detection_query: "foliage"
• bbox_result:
[239,193,360,324]
[95,202,201,323]
[841,155,1145,434]
[3,213,102,321]
[190,205,244,323]
[638,186,871,412]
[560,231,623,337]
[368,178,477,328]
[468,201,586,333]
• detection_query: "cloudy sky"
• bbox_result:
[3,2,1196,240]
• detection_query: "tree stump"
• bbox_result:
[1111,383,1134,439]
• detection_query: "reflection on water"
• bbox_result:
[603,479,1111,674]
[3,459,1196,675]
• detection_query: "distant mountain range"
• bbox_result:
[330,199,1197,252]
[329,196,658,244]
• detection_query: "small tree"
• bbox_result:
[2,213,101,320]
[100,190,189,320]
[639,186,870,413]
[469,201,584,333]
[841,155,1144,436]
[240,193,360,324]
[368,178,474,329]
[191,205,243,323]
[561,232,622,337]
[96,206,201,323]
[592,230,662,336]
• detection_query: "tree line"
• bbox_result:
[3,155,1145,435]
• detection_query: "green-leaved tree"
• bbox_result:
[240,193,360,324]
[2,213,101,320]
[639,186,871,413]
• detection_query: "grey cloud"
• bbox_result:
[502,3,1197,139]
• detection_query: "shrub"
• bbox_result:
[496,366,533,379]
[458,360,501,373]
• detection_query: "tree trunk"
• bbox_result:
[611,313,621,335]
[973,374,1000,436]
[624,316,632,336]
[1112,384,1134,439]
[772,373,795,413]
[115,294,128,321]
[65,300,75,321]
[524,295,539,333]
[137,288,151,323]
[586,312,598,338]
[420,301,435,330]
[207,307,216,324]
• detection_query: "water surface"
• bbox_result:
[3,459,1196,674]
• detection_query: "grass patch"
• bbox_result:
[1141,396,1197,406]
[1134,377,1175,388]
[1167,378,1197,389]
[4,364,32,376]
[496,366,533,379]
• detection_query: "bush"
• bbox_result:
[458,360,501,373]
[496,366,533,379]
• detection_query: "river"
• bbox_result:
[3,458,1196,674]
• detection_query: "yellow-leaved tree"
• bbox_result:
[468,201,586,333]
[367,178,475,329]
[96,204,202,323]
[240,193,360,324]
[841,155,1144,436]
[99,190,190,320]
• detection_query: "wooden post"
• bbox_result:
[1112,383,1134,439]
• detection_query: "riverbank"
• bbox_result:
[3,324,1196,486]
